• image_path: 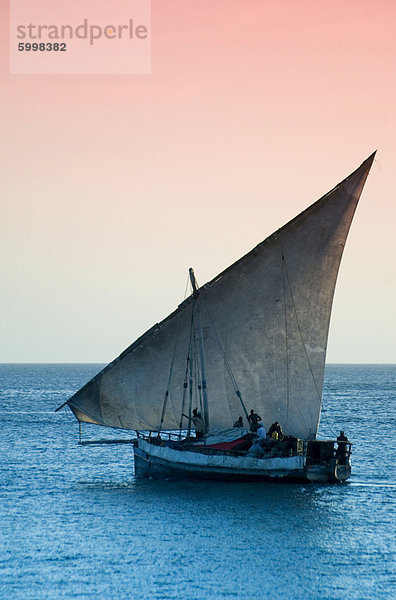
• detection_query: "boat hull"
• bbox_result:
[134,447,307,482]
[134,439,350,483]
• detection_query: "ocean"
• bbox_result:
[0,364,395,600]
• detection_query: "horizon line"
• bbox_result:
[0,362,395,366]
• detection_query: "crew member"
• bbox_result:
[233,416,243,428]
[336,430,348,465]
[256,422,266,442]
[248,409,262,432]
[182,408,206,439]
[267,421,283,441]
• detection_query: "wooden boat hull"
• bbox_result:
[134,447,305,481]
[134,439,350,483]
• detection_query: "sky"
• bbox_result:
[1,0,395,363]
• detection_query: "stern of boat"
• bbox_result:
[305,440,352,483]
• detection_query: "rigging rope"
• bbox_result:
[280,239,324,437]
[194,351,203,418]
[183,271,191,300]
[281,253,290,428]
[201,304,249,423]
[158,337,178,433]
[320,400,338,438]
[188,334,194,436]
[178,303,195,436]
[282,250,323,403]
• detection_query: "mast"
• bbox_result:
[189,268,209,430]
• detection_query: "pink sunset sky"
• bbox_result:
[1,0,395,362]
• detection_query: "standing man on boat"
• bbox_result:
[248,409,262,432]
[336,431,349,464]
[183,408,206,439]
[191,408,206,439]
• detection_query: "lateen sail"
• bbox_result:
[65,154,375,439]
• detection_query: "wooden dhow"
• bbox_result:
[57,154,375,482]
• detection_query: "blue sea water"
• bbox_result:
[0,364,395,600]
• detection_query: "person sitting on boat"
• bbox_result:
[248,409,262,432]
[256,421,266,442]
[267,421,283,441]
[233,416,243,428]
[336,431,349,465]
[247,437,265,458]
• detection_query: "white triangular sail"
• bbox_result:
[65,155,375,439]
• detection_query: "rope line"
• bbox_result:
[158,337,178,432]
[280,239,324,437]
[201,304,249,422]
[281,254,290,428]
[282,251,322,403]
[178,303,195,435]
